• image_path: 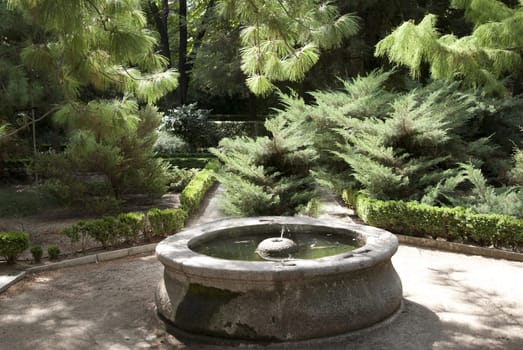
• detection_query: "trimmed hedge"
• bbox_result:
[147,208,187,239]
[179,160,218,213]
[0,231,30,263]
[342,189,523,250]
[60,160,219,251]
[48,245,60,260]
[117,212,145,243]
[63,212,146,250]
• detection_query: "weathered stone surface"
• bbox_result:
[155,216,403,343]
[256,237,298,259]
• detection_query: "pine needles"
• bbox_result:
[375,1,523,95]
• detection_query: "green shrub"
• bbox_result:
[161,103,216,150]
[30,245,43,262]
[210,105,317,216]
[345,191,523,250]
[61,221,90,253]
[147,208,187,239]
[85,196,123,215]
[0,232,29,263]
[36,105,170,208]
[90,217,121,248]
[166,166,199,192]
[62,215,128,251]
[47,245,60,260]
[179,162,217,213]
[117,212,145,243]
[154,131,191,156]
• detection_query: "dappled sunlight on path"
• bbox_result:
[0,246,521,349]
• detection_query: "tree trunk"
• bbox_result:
[178,0,188,105]
[179,0,215,105]
[148,0,171,66]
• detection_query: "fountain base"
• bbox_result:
[155,217,403,342]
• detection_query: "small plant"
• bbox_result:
[47,246,61,260]
[62,221,90,253]
[0,232,30,264]
[166,166,198,192]
[30,245,43,263]
[117,212,145,244]
[147,208,187,239]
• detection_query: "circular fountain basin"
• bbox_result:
[155,216,402,343]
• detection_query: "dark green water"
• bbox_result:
[191,230,363,261]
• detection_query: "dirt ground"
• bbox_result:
[2,186,523,349]
[0,193,180,264]
[1,246,522,350]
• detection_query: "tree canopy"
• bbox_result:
[375,0,523,94]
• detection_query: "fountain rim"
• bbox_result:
[155,216,398,281]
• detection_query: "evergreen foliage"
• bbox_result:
[210,107,317,216]
[216,0,359,95]
[332,80,502,200]
[179,161,217,213]
[36,105,169,207]
[7,0,178,103]
[375,1,523,94]
[5,0,177,205]
[424,162,523,217]
[0,1,60,154]
[274,71,523,202]
[0,231,29,263]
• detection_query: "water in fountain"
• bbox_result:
[191,225,362,261]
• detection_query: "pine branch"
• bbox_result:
[85,0,109,31]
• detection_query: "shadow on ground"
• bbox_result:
[2,243,523,350]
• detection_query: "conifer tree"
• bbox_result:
[277,71,516,201]
[6,0,178,200]
[375,0,523,94]
[210,106,317,216]
[0,2,60,151]
[217,0,360,96]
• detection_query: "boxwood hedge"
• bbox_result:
[60,161,218,250]
[342,189,523,250]
[0,231,29,263]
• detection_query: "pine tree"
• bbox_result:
[0,2,60,154]
[216,0,360,96]
[375,0,523,94]
[6,0,178,200]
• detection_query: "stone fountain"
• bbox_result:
[155,216,402,344]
